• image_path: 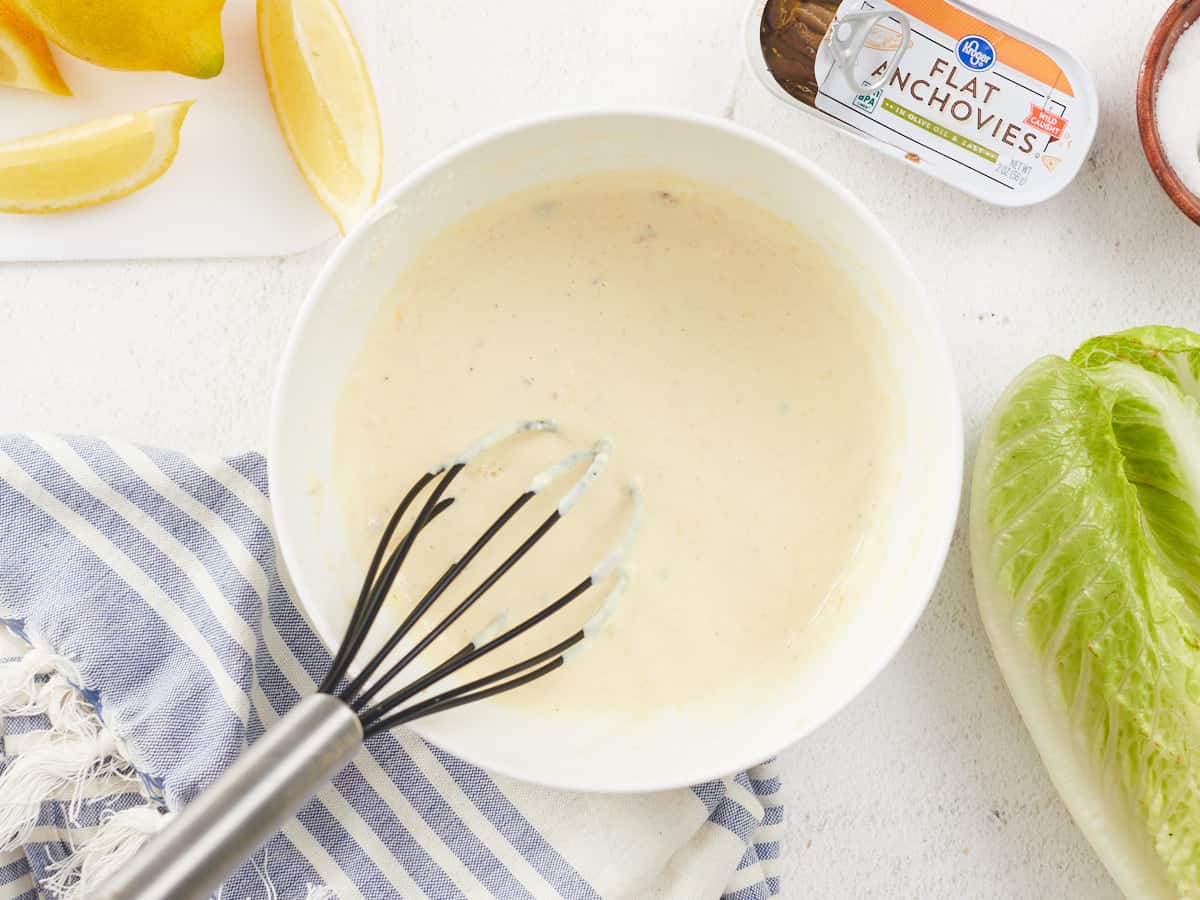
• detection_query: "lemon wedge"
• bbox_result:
[0,101,192,214]
[0,0,69,94]
[258,0,382,233]
[12,0,224,78]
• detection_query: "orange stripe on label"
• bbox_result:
[887,0,1075,98]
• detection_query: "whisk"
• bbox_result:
[98,420,639,900]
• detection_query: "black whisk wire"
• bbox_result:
[319,422,640,736]
[364,655,570,737]
[343,488,539,710]
[349,508,562,711]
[360,577,595,721]
[319,464,463,693]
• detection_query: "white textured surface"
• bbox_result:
[0,0,1190,896]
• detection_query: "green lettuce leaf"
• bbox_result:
[1073,327,1200,397]
[972,329,1200,900]
[1073,328,1200,639]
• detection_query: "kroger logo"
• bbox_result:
[956,35,996,71]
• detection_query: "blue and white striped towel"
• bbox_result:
[0,435,783,899]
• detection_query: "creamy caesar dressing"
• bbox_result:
[332,170,900,718]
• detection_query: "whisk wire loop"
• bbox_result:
[319,469,438,693]
[343,485,536,708]
[358,577,593,725]
[369,658,567,735]
[322,424,639,734]
[320,464,464,693]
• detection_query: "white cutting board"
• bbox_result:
[0,0,375,261]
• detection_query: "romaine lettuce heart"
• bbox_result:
[973,331,1200,900]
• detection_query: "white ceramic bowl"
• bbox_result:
[269,109,963,793]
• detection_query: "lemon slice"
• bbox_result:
[0,0,69,94]
[0,101,192,214]
[258,0,382,234]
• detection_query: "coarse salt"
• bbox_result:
[1157,21,1200,198]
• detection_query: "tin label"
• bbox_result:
[812,0,1090,203]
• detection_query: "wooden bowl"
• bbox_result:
[1138,0,1200,224]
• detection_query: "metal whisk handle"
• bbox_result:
[97,694,363,900]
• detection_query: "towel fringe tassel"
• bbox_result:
[0,649,141,853]
[0,645,342,899]
[44,805,171,900]
[0,647,60,717]
[0,643,146,897]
